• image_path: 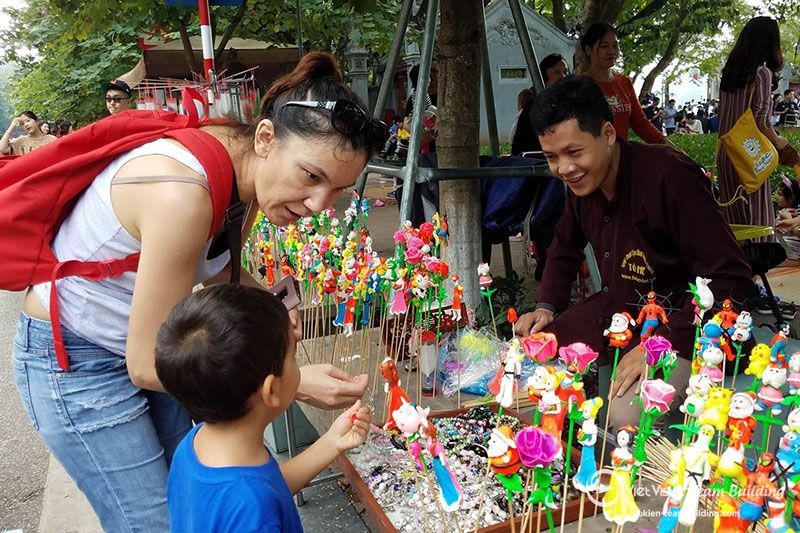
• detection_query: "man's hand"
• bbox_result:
[610,346,645,398]
[323,400,371,452]
[777,214,800,235]
[514,308,555,336]
[296,364,369,410]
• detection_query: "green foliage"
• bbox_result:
[0,0,405,125]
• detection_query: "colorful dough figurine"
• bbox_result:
[771,324,791,366]
[697,387,732,432]
[487,425,524,493]
[730,310,753,343]
[714,299,739,331]
[636,291,669,340]
[689,276,714,325]
[392,399,428,471]
[740,454,781,527]
[678,424,715,527]
[380,358,411,431]
[420,415,463,511]
[756,364,788,416]
[788,352,800,396]
[526,365,563,438]
[603,311,636,349]
[449,274,463,321]
[603,426,640,526]
[490,338,524,408]
[680,374,713,420]
[572,398,603,493]
[727,391,757,448]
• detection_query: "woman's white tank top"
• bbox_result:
[32,139,230,356]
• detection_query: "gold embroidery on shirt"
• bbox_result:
[620,249,654,283]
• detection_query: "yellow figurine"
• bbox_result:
[697,387,732,432]
[745,343,771,379]
[603,426,640,526]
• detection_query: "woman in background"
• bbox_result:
[0,111,57,155]
[579,23,665,144]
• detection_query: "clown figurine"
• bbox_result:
[380,358,410,431]
[603,426,640,526]
[604,312,636,349]
[487,425,524,493]
[636,291,669,340]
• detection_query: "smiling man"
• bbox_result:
[514,76,752,429]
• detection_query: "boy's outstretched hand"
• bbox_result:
[324,400,371,452]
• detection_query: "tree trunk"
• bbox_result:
[178,13,200,75]
[552,0,567,32]
[580,0,626,28]
[638,13,684,98]
[438,0,483,309]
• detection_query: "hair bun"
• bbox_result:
[297,51,341,81]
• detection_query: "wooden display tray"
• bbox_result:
[338,405,597,533]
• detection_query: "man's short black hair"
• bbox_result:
[786,89,795,96]
[155,284,291,423]
[529,75,614,137]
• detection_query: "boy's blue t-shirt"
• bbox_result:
[167,423,304,533]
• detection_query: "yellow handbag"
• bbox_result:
[719,87,778,196]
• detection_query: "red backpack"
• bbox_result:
[0,109,243,371]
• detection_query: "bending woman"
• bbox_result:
[12,52,385,531]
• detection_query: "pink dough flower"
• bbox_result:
[515,426,562,468]
[642,336,672,367]
[522,332,558,364]
[393,230,406,245]
[639,379,676,415]
[404,246,424,264]
[558,342,599,375]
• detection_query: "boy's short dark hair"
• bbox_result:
[155,284,291,423]
[529,75,614,137]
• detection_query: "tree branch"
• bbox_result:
[178,10,200,75]
[617,0,669,34]
[215,0,248,67]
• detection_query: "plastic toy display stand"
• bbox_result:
[337,405,597,533]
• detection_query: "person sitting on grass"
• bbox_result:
[155,284,371,532]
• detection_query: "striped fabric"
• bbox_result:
[717,65,776,242]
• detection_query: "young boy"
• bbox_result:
[155,284,371,532]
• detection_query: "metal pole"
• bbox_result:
[480,5,500,159]
[372,0,413,120]
[352,0,414,205]
[197,0,216,84]
[507,0,544,93]
[399,0,439,224]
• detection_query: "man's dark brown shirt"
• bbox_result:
[538,139,752,361]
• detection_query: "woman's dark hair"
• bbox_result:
[258,51,378,157]
[539,53,567,83]
[19,110,38,122]
[720,16,783,92]
[155,284,291,423]
[529,75,614,137]
[579,23,617,55]
[779,178,800,208]
[53,118,71,138]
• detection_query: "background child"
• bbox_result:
[155,284,370,532]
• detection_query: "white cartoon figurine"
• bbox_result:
[756,364,788,416]
[730,311,753,343]
[783,406,800,434]
[680,374,713,419]
[603,312,636,349]
[689,276,714,325]
[495,338,524,408]
[678,424,715,527]
[697,345,724,384]
[477,262,493,290]
[788,352,800,396]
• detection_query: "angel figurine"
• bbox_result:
[572,397,603,493]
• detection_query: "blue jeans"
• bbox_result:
[12,312,192,532]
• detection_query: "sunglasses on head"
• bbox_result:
[283,99,389,153]
[105,96,130,103]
